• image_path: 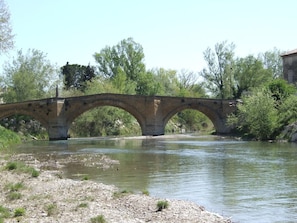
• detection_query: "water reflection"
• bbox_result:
[13,136,297,223]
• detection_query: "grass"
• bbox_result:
[0,126,21,152]
[90,215,106,223]
[156,200,169,212]
[142,189,149,196]
[7,192,22,200]
[113,189,132,198]
[14,207,25,217]
[77,203,88,208]
[45,203,58,216]
[0,205,11,219]
[5,182,24,201]
[5,182,24,191]
[4,161,40,177]
[82,175,89,181]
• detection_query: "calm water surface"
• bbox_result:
[13,135,297,223]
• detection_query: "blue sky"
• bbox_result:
[2,0,297,73]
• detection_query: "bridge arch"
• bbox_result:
[0,109,49,138]
[0,109,49,129]
[64,97,147,136]
[162,103,228,134]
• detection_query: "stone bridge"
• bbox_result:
[0,93,237,140]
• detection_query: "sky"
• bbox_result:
[1,0,297,73]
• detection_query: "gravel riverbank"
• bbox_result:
[0,153,232,223]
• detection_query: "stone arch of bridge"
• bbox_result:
[162,104,224,133]
[0,109,49,131]
[65,99,146,135]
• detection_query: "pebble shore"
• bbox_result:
[0,154,232,223]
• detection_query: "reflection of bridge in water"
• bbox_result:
[0,93,237,140]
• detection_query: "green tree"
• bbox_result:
[200,40,235,99]
[233,55,272,98]
[150,68,179,96]
[265,78,296,104]
[135,71,159,95]
[0,0,14,54]
[278,95,297,128]
[61,62,96,92]
[1,49,58,102]
[94,38,146,82]
[258,47,283,79]
[228,89,278,140]
[177,69,205,97]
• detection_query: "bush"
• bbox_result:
[31,168,40,177]
[227,89,278,140]
[0,205,10,219]
[0,126,21,151]
[14,208,25,217]
[5,182,24,192]
[5,161,40,177]
[45,204,58,216]
[7,192,22,200]
[156,200,169,211]
[5,162,18,170]
[142,189,149,196]
[90,214,106,223]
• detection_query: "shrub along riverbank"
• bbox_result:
[0,126,21,151]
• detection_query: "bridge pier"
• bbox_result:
[142,124,165,136]
[48,124,68,140]
[46,99,69,140]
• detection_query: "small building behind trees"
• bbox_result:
[281,48,297,84]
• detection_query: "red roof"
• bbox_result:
[281,48,297,57]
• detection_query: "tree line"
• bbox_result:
[0,37,295,140]
[0,0,296,140]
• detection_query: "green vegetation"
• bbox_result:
[5,182,24,191]
[7,192,22,200]
[5,182,24,201]
[142,189,149,196]
[0,126,21,151]
[45,203,58,216]
[82,175,89,181]
[0,34,294,141]
[77,203,88,208]
[228,79,297,140]
[90,215,106,223]
[156,200,169,211]
[13,207,25,217]
[5,161,40,177]
[0,205,11,221]
[113,189,132,198]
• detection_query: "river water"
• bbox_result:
[12,135,297,223]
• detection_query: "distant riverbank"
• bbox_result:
[0,152,231,223]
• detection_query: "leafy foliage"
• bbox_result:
[258,47,284,78]
[0,125,21,150]
[156,200,169,211]
[200,40,235,99]
[1,49,58,102]
[265,78,296,103]
[233,55,273,98]
[228,89,278,140]
[0,0,14,54]
[61,62,96,92]
[94,37,146,82]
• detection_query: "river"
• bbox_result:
[12,135,297,223]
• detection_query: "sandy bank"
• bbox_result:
[0,153,232,223]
